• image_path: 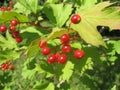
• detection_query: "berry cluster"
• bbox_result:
[38,14,84,64]
[1,62,14,71]
[0,19,23,43]
[0,0,14,11]
[39,34,85,64]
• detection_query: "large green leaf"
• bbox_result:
[18,0,38,14]
[78,1,120,30]
[43,4,72,27]
[71,1,119,47]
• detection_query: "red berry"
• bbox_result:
[62,44,72,53]
[1,68,5,71]
[1,63,5,68]
[42,47,51,55]
[47,54,57,64]
[12,31,20,38]
[11,19,18,26]
[16,37,22,43]
[60,34,69,44]
[4,63,9,69]
[0,6,6,11]
[57,54,67,64]
[9,1,14,7]
[39,41,47,48]
[71,14,81,24]
[0,25,7,32]
[8,65,14,70]
[10,25,16,32]
[74,50,85,59]
[7,7,12,11]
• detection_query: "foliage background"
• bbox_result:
[0,0,120,90]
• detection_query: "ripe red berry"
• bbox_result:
[7,7,12,11]
[8,65,14,70]
[16,37,23,43]
[1,68,5,71]
[71,14,81,24]
[0,6,6,11]
[62,44,72,53]
[42,47,51,55]
[0,25,7,32]
[12,31,20,38]
[60,34,69,44]
[10,25,16,32]
[1,63,5,68]
[74,50,85,59]
[57,54,67,64]
[47,54,57,64]
[39,41,47,48]
[11,19,18,26]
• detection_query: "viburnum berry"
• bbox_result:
[39,41,47,48]
[7,7,12,11]
[62,44,72,53]
[42,47,51,55]
[16,37,23,43]
[10,25,16,32]
[0,6,6,11]
[0,25,7,32]
[60,34,69,44]
[47,54,57,64]
[8,65,14,70]
[74,50,85,59]
[11,19,18,26]
[12,31,20,38]
[57,54,67,64]
[71,14,81,24]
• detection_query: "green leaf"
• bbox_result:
[59,61,74,81]
[27,38,40,58]
[80,0,98,9]
[33,81,49,90]
[43,4,72,27]
[35,63,54,78]
[47,28,74,40]
[22,66,36,79]
[21,26,43,36]
[13,2,31,15]
[46,0,59,3]
[0,12,29,23]
[114,40,120,54]
[71,2,117,47]
[78,1,120,30]
[44,83,55,90]
[18,0,38,14]
[71,18,106,47]
[0,31,18,50]
[0,50,20,65]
